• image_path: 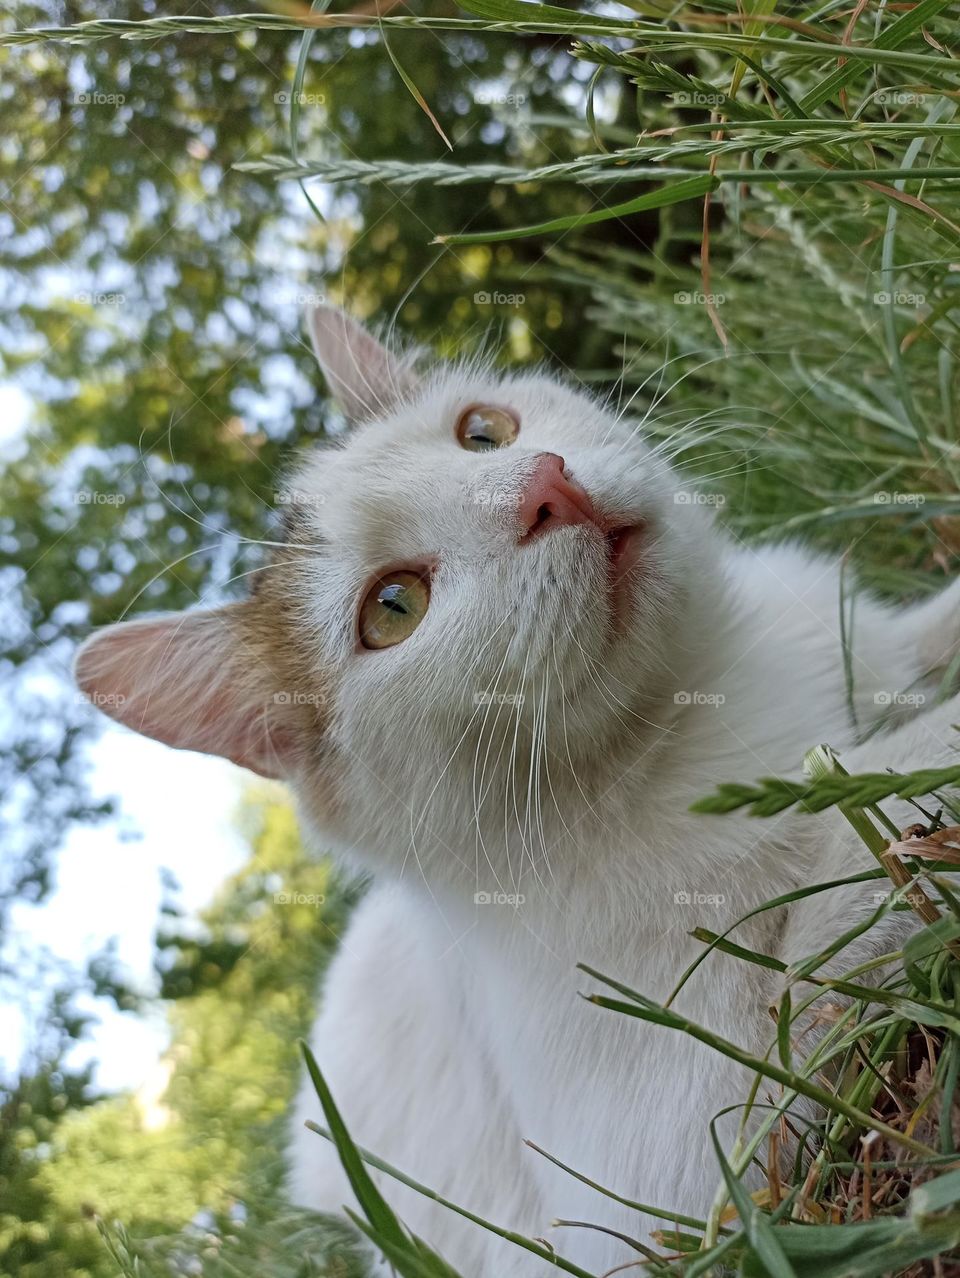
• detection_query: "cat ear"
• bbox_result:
[307,303,417,423]
[74,604,305,779]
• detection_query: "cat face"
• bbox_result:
[76,306,722,879]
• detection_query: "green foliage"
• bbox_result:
[19,797,364,1277]
[0,992,103,1278]
[693,761,960,817]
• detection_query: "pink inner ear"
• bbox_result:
[74,609,292,780]
[308,303,416,422]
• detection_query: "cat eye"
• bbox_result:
[456,405,519,452]
[359,570,431,650]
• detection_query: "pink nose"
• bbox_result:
[518,453,599,540]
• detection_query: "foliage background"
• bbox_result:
[1,0,959,1273]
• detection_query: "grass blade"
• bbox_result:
[433,174,719,244]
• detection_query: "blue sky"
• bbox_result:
[4,722,249,1091]
[1,382,253,1093]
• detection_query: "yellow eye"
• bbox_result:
[359,571,430,650]
[456,405,519,452]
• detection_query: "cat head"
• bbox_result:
[75,305,725,883]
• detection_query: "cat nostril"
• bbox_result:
[518,453,599,540]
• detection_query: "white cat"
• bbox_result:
[76,305,960,1275]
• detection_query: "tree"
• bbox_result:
[0,0,625,941]
[28,796,365,1276]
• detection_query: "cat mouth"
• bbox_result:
[605,524,646,627]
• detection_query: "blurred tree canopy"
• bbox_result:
[3,797,362,1278]
[0,989,102,1278]
[0,0,658,939]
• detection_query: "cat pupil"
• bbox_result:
[380,586,407,614]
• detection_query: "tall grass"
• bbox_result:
[15,0,960,1272]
